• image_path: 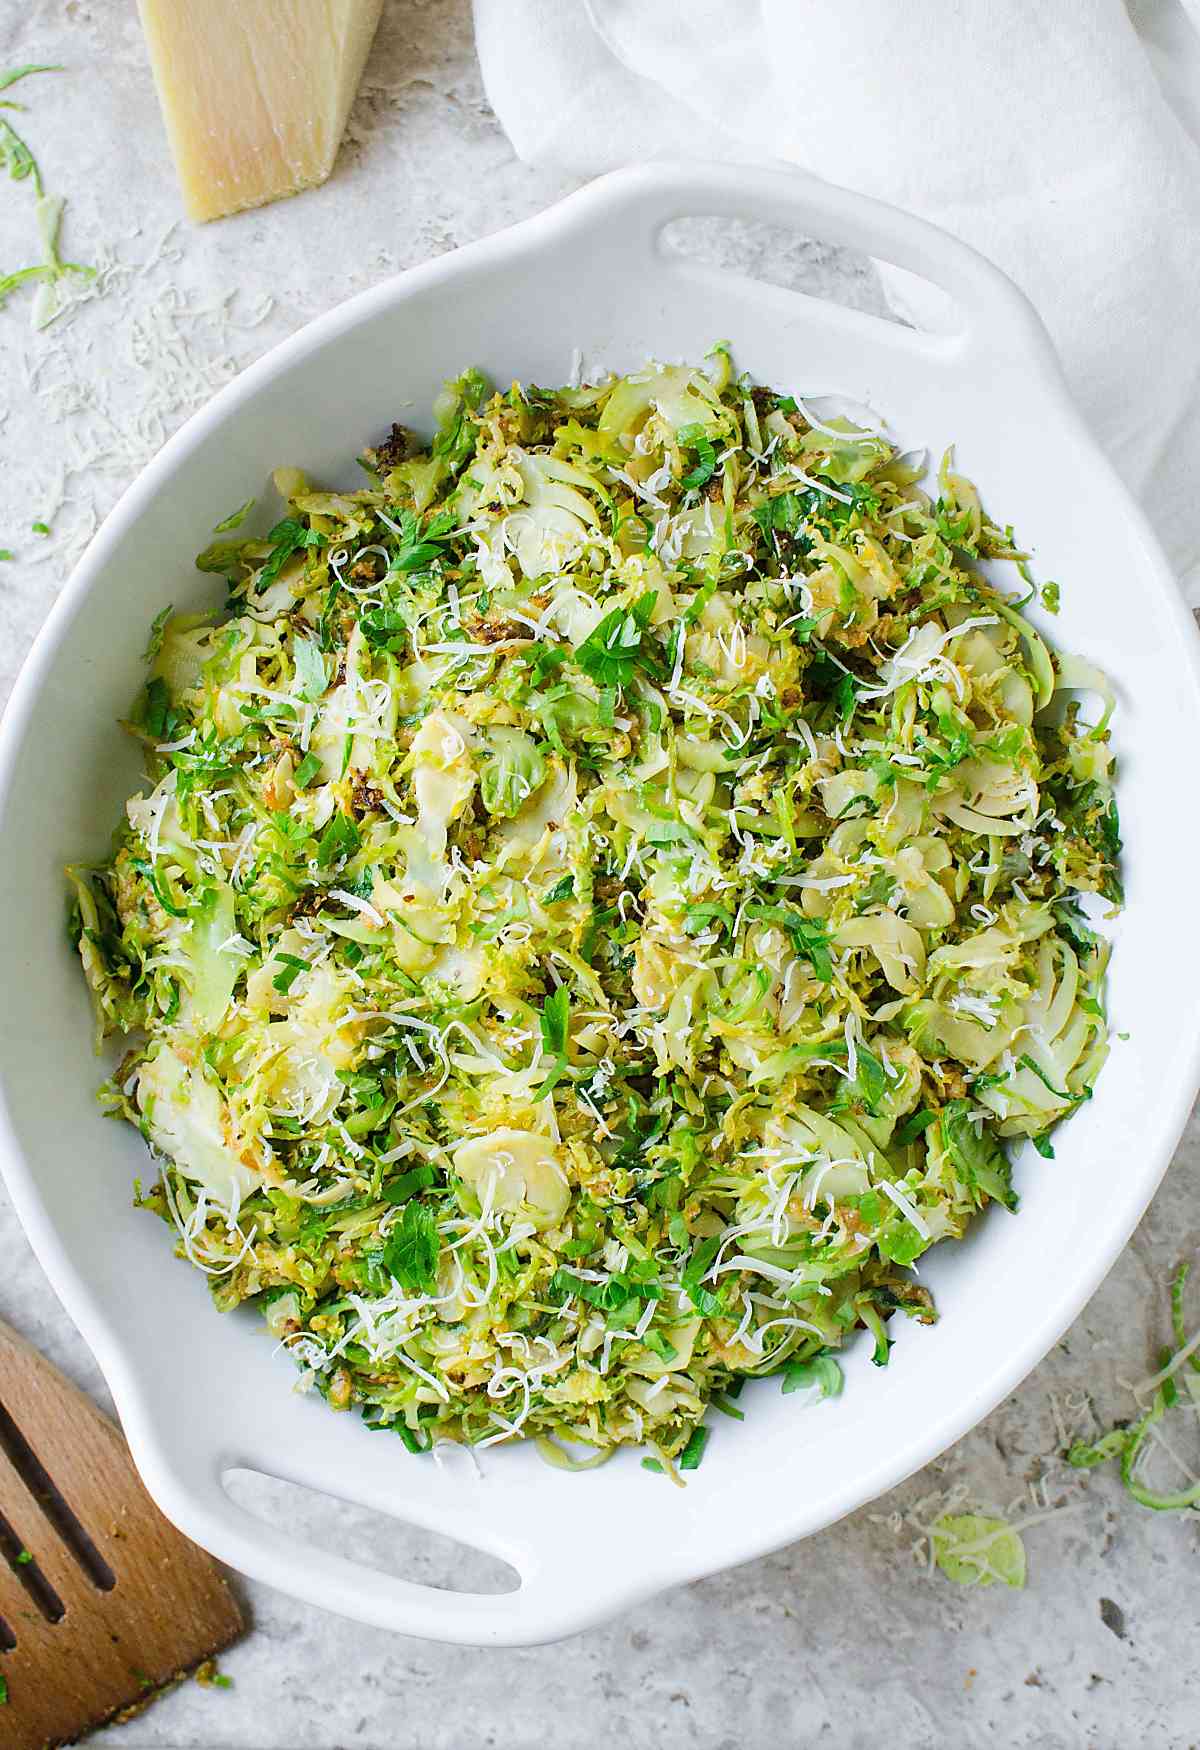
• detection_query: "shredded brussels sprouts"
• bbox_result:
[929,1512,1026,1588]
[70,352,1120,1466]
[1069,1263,1200,1510]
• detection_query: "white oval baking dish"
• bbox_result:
[1,163,1199,1646]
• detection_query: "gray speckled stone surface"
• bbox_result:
[1,4,1199,1747]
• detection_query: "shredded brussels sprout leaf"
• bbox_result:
[930,1513,1027,1588]
[70,354,1119,1466]
[1068,1263,1200,1511]
[0,63,93,325]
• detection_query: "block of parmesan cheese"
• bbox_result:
[136,0,384,222]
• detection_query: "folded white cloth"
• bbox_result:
[474,0,1200,606]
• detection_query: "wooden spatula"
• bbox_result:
[0,1320,244,1750]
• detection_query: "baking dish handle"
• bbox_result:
[556,159,1060,372]
[150,1450,620,1646]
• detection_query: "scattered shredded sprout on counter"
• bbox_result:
[878,1466,1084,1590]
[70,351,1121,1468]
[929,1513,1027,1589]
[1069,1263,1200,1511]
[0,62,94,326]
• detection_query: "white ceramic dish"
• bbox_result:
[2,163,1199,1646]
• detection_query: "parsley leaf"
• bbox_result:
[640,1329,678,1364]
[272,951,308,993]
[752,491,801,536]
[681,1236,724,1316]
[677,422,717,492]
[831,1044,889,1118]
[683,902,735,938]
[549,1267,662,1312]
[540,984,570,1057]
[382,1201,440,1293]
[386,506,457,574]
[894,1108,937,1147]
[360,606,410,653]
[382,1164,437,1204]
[534,985,571,1100]
[316,812,360,869]
[140,674,173,738]
[744,903,833,981]
[574,589,659,689]
[528,645,567,687]
[256,517,322,594]
[293,751,322,789]
[391,537,448,573]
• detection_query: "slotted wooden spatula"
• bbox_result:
[0,1320,243,1749]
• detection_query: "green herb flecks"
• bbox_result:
[534,985,571,1100]
[574,589,660,690]
[382,1201,440,1294]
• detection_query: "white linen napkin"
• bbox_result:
[474,0,1200,607]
